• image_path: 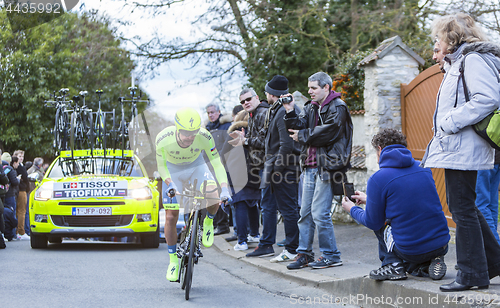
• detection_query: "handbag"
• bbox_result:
[460,52,500,150]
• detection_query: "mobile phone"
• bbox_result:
[343,182,355,202]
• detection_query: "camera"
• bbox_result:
[278,96,293,105]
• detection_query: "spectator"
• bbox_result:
[246,75,301,262]
[231,88,270,246]
[41,162,49,174]
[28,157,44,192]
[342,129,450,281]
[13,150,29,240]
[421,13,500,292]
[232,105,244,121]
[25,161,33,170]
[222,110,261,250]
[0,150,7,249]
[283,71,353,270]
[2,153,19,241]
[27,157,45,237]
[433,40,447,73]
[225,104,246,242]
[206,102,232,236]
[24,158,33,236]
[475,150,500,244]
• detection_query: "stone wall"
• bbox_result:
[363,46,421,177]
[333,44,422,223]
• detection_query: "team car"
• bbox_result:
[29,149,161,249]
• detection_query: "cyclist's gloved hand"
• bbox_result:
[167,182,178,197]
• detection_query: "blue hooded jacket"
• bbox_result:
[350,144,450,255]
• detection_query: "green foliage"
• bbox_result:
[0,11,141,160]
[242,0,434,99]
[246,1,337,96]
[331,50,373,111]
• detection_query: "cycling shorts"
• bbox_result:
[162,156,216,210]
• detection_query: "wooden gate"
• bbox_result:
[400,64,455,227]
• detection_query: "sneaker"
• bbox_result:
[287,253,314,270]
[166,260,179,282]
[234,242,249,251]
[19,234,30,241]
[247,235,260,243]
[309,256,343,269]
[429,255,447,280]
[369,264,407,281]
[270,249,297,263]
[277,239,286,247]
[245,245,274,257]
[202,217,214,247]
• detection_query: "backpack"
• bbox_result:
[459,52,500,150]
[0,165,11,196]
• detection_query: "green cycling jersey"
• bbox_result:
[155,126,228,185]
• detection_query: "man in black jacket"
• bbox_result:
[283,72,353,270]
[246,75,301,261]
[13,150,29,240]
[230,88,269,244]
[1,154,19,241]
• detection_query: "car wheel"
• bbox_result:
[31,233,48,249]
[141,232,159,248]
[141,219,160,248]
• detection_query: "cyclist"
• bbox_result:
[156,107,231,282]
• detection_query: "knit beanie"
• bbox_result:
[1,152,11,163]
[265,75,289,97]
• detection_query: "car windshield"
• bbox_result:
[47,157,144,178]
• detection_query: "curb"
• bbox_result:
[213,236,496,308]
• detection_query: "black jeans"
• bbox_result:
[260,170,300,254]
[374,227,448,273]
[445,169,500,286]
[270,171,300,254]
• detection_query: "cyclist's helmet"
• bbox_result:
[175,107,201,135]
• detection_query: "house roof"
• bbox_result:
[358,35,425,67]
[350,145,366,169]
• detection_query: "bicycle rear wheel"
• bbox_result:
[53,108,62,153]
[185,210,199,300]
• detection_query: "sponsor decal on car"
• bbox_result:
[53,180,128,198]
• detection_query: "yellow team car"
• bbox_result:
[29,149,161,249]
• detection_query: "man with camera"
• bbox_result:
[283,72,352,270]
[246,75,301,262]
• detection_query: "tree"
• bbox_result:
[117,0,499,110]
[0,10,144,159]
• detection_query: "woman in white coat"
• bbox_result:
[422,13,500,292]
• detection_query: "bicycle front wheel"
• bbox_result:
[185,210,199,300]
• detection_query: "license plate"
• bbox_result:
[72,207,112,216]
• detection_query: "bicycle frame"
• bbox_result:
[44,88,73,154]
[173,179,220,300]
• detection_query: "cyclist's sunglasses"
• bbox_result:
[240,95,255,105]
[179,129,199,137]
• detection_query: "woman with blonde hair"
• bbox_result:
[422,13,500,292]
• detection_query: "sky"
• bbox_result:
[78,0,247,123]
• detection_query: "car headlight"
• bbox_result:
[129,187,152,200]
[34,182,54,201]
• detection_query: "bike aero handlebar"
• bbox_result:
[167,189,227,203]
